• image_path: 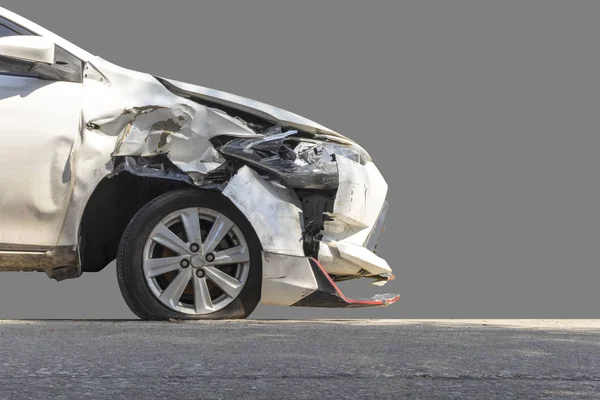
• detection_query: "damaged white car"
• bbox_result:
[0,7,398,320]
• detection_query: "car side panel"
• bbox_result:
[0,75,81,246]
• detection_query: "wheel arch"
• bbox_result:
[78,170,192,273]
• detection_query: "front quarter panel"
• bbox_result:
[56,60,261,246]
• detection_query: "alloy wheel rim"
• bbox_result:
[142,207,250,315]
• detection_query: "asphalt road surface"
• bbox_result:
[0,320,599,399]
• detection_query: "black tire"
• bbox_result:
[116,188,262,320]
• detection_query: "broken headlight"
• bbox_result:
[216,129,370,189]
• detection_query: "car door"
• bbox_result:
[0,19,83,247]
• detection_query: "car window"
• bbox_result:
[0,55,37,76]
[0,24,19,38]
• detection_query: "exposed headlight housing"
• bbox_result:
[216,129,370,189]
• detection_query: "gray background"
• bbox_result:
[0,1,598,319]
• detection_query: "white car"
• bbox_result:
[0,7,398,320]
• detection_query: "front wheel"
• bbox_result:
[117,188,262,320]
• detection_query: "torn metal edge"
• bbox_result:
[260,252,318,306]
[292,258,399,308]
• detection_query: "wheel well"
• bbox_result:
[79,172,191,273]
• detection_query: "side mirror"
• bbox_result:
[0,35,55,64]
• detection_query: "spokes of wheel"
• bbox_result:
[144,256,187,278]
[208,245,249,266]
[203,266,243,298]
[160,268,192,309]
[193,277,215,314]
[143,208,250,315]
[180,208,202,245]
[203,215,235,254]
[150,223,190,256]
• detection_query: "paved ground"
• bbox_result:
[0,320,599,399]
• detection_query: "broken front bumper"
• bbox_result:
[222,155,397,308]
[293,258,399,308]
[317,156,393,279]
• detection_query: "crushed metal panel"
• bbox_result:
[332,157,389,246]
[161,78,340,137]
[365,201,389,252]
[318,156,390,276]
[260,252,318,306]
[109,104,253,172]
[317,243,363,276]
[336,242,392,276]
[222,166,305,256]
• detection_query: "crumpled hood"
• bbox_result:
[161,78,349,140]
[79,57,367,183]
